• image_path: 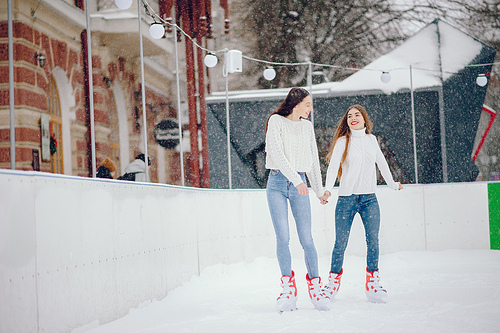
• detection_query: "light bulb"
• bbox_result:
[115,0,132,10]
[263,68,276,81]
[149,23,165,39]
[380,72,391,84]
[204,54,218,68]
[476,75,488,87]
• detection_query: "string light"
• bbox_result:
[380,71,391,83]
[476,73,490,87]
[134,0,499,86]
[114,0,132,10]
[140,0,219,55]
[149,23,165,39]
[263,67,276,81]
[204,53,218,68]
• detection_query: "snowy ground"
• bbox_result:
[82,250,500,333]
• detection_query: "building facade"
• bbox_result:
[1,0,192,184]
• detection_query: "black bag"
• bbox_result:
[118,172,137,181]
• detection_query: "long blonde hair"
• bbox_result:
[326,105,373,180]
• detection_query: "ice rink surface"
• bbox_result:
[82,249,500,333]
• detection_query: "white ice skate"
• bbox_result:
[306,274,330,311]
[365,269,388,303]
[277,271,298,313]
[323,269,343,301]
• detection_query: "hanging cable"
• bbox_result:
[139,0,498,79]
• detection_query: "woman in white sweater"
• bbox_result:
[265,87,329,312]
[320,104,402,304]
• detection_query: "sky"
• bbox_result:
[78,249,500,333]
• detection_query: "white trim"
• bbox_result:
[144,82,170,98]
[51,67,76,175]
[144,57,175,81]
[157,144,166,183]
[112,83,131,174]
[39,0,86,29]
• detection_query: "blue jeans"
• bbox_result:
[266,169,319,278]
[330,194,381,273]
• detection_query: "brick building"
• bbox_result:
[1,0,189,184]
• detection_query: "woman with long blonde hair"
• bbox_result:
[320,104,402,303]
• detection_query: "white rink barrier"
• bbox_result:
[0,170,491,332]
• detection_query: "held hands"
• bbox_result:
[319,190,331,205]
[316,184,401,205]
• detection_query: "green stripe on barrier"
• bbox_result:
[488,183,500,250]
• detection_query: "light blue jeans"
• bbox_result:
[330,194,381,273]
[266,169,319,278]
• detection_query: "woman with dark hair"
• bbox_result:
[320,104,402,304]
[265,87,329,312]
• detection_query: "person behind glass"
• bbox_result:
[320,104,403,304]
[123,153,151,182]
[265,87,330,312]
[96,157,116,179]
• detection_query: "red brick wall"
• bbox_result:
[0,22,46,170]
[0,21,82,171]
[0,20,178,183]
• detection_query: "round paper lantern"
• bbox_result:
[149,23,165,39]
[263,68,276,81]
[204,54,218,68]
[115,0,133,10]
[380,72,391,84]
[476,75,488,87]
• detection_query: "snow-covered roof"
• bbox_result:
[332,19,485,94]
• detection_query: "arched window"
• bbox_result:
[48,76,63,174]
[109,92,121,172]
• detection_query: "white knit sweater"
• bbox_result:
[265,114,323,197]
[325,128,399,196]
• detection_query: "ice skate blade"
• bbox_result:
[276,297,298,313]
[309,297,329,311]
[365,292,388,303]
[277,306,298,314]
[313,304,330,311]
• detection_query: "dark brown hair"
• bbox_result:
[326,104,373,179]
[265,87,310,132]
